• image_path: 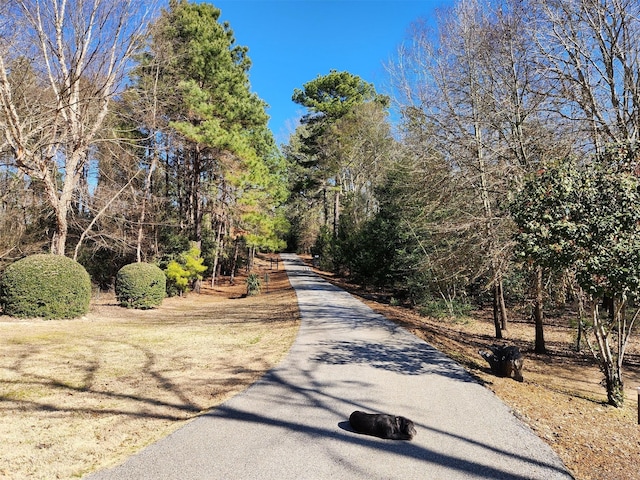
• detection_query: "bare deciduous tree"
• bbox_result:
[0,0,153,255]
[535,0,640,153]
[390,0,513,337]
[388,0,579,341]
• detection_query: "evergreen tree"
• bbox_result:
[511,145,640,407]
[287,71,392,259]
[127,0,288,278]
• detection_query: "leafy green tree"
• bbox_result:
[145,0,270,241]
[341,164,414,288]
[165,261,190,296]
[283,124,325,252]
[291,70,390,191]
[356,134,480,310]
[292,69,389,124]
[511,145,640,407]
[125,0,289,282]
[509,161,583,354]
[320,103,396,232]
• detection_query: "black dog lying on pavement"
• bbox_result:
[349,411,417,440]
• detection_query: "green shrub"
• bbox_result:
[418,298,472,322]
[0,254,91,319]
[165,260,189,297]
[164,245,207,297]
[246,273,261,296]
[115,262,166,309]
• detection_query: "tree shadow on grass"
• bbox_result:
[0,339,237,421]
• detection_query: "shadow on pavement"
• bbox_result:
[207,399,570,480]
[312,339,474,381]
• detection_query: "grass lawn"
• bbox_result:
[0,258,299,479]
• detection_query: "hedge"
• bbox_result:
[115,262,166,309]
[0,254,91,319]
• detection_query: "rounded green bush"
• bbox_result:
[115,262,166,309]
[0,254,91,319]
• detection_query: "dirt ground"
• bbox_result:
[310,266,640,480]
[0,256,300,479]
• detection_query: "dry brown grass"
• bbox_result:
[0,256,299,479]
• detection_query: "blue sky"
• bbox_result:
[209,0,452,143]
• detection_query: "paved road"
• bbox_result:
[87,254,573,480]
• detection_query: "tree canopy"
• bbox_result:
[511,144,640,406]
[292,69,389,124]
[0,0,288,290]
[285,70,395,258]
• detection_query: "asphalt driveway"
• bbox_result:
[86,253,573,480]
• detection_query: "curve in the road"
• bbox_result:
[86,253,573,480]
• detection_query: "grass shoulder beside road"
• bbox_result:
[0,257,299,479]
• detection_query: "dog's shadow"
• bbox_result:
[338,421,355,433]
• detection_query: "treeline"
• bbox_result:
[2,0,639,406]
[0,0,288,286]
[284,0,640,407]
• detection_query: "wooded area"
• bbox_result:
[284,0,640,407]
[0,0,288,288]
[2,0,640,406]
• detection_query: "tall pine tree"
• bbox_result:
[129,0,288,276]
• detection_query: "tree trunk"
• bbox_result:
[323,186,329,227]
[189,146,203,243]
[589,303,625,407]
[250,246,256,271]
[604,369,624,408]
[136,183,150,263]
[48,179,74,256]
[210,220,224,287]
[137,64,161,263]
[498,276,508,331]
[569,279,586,352]
[533,266,546,354]
[50,210,68,256]
[333,186,340,238]
[247,246,255,272]
[575,296,584,353]
[474,101,507,336]
[230,239,240,285]
[492,281,503,339]
[135,154,157,262]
